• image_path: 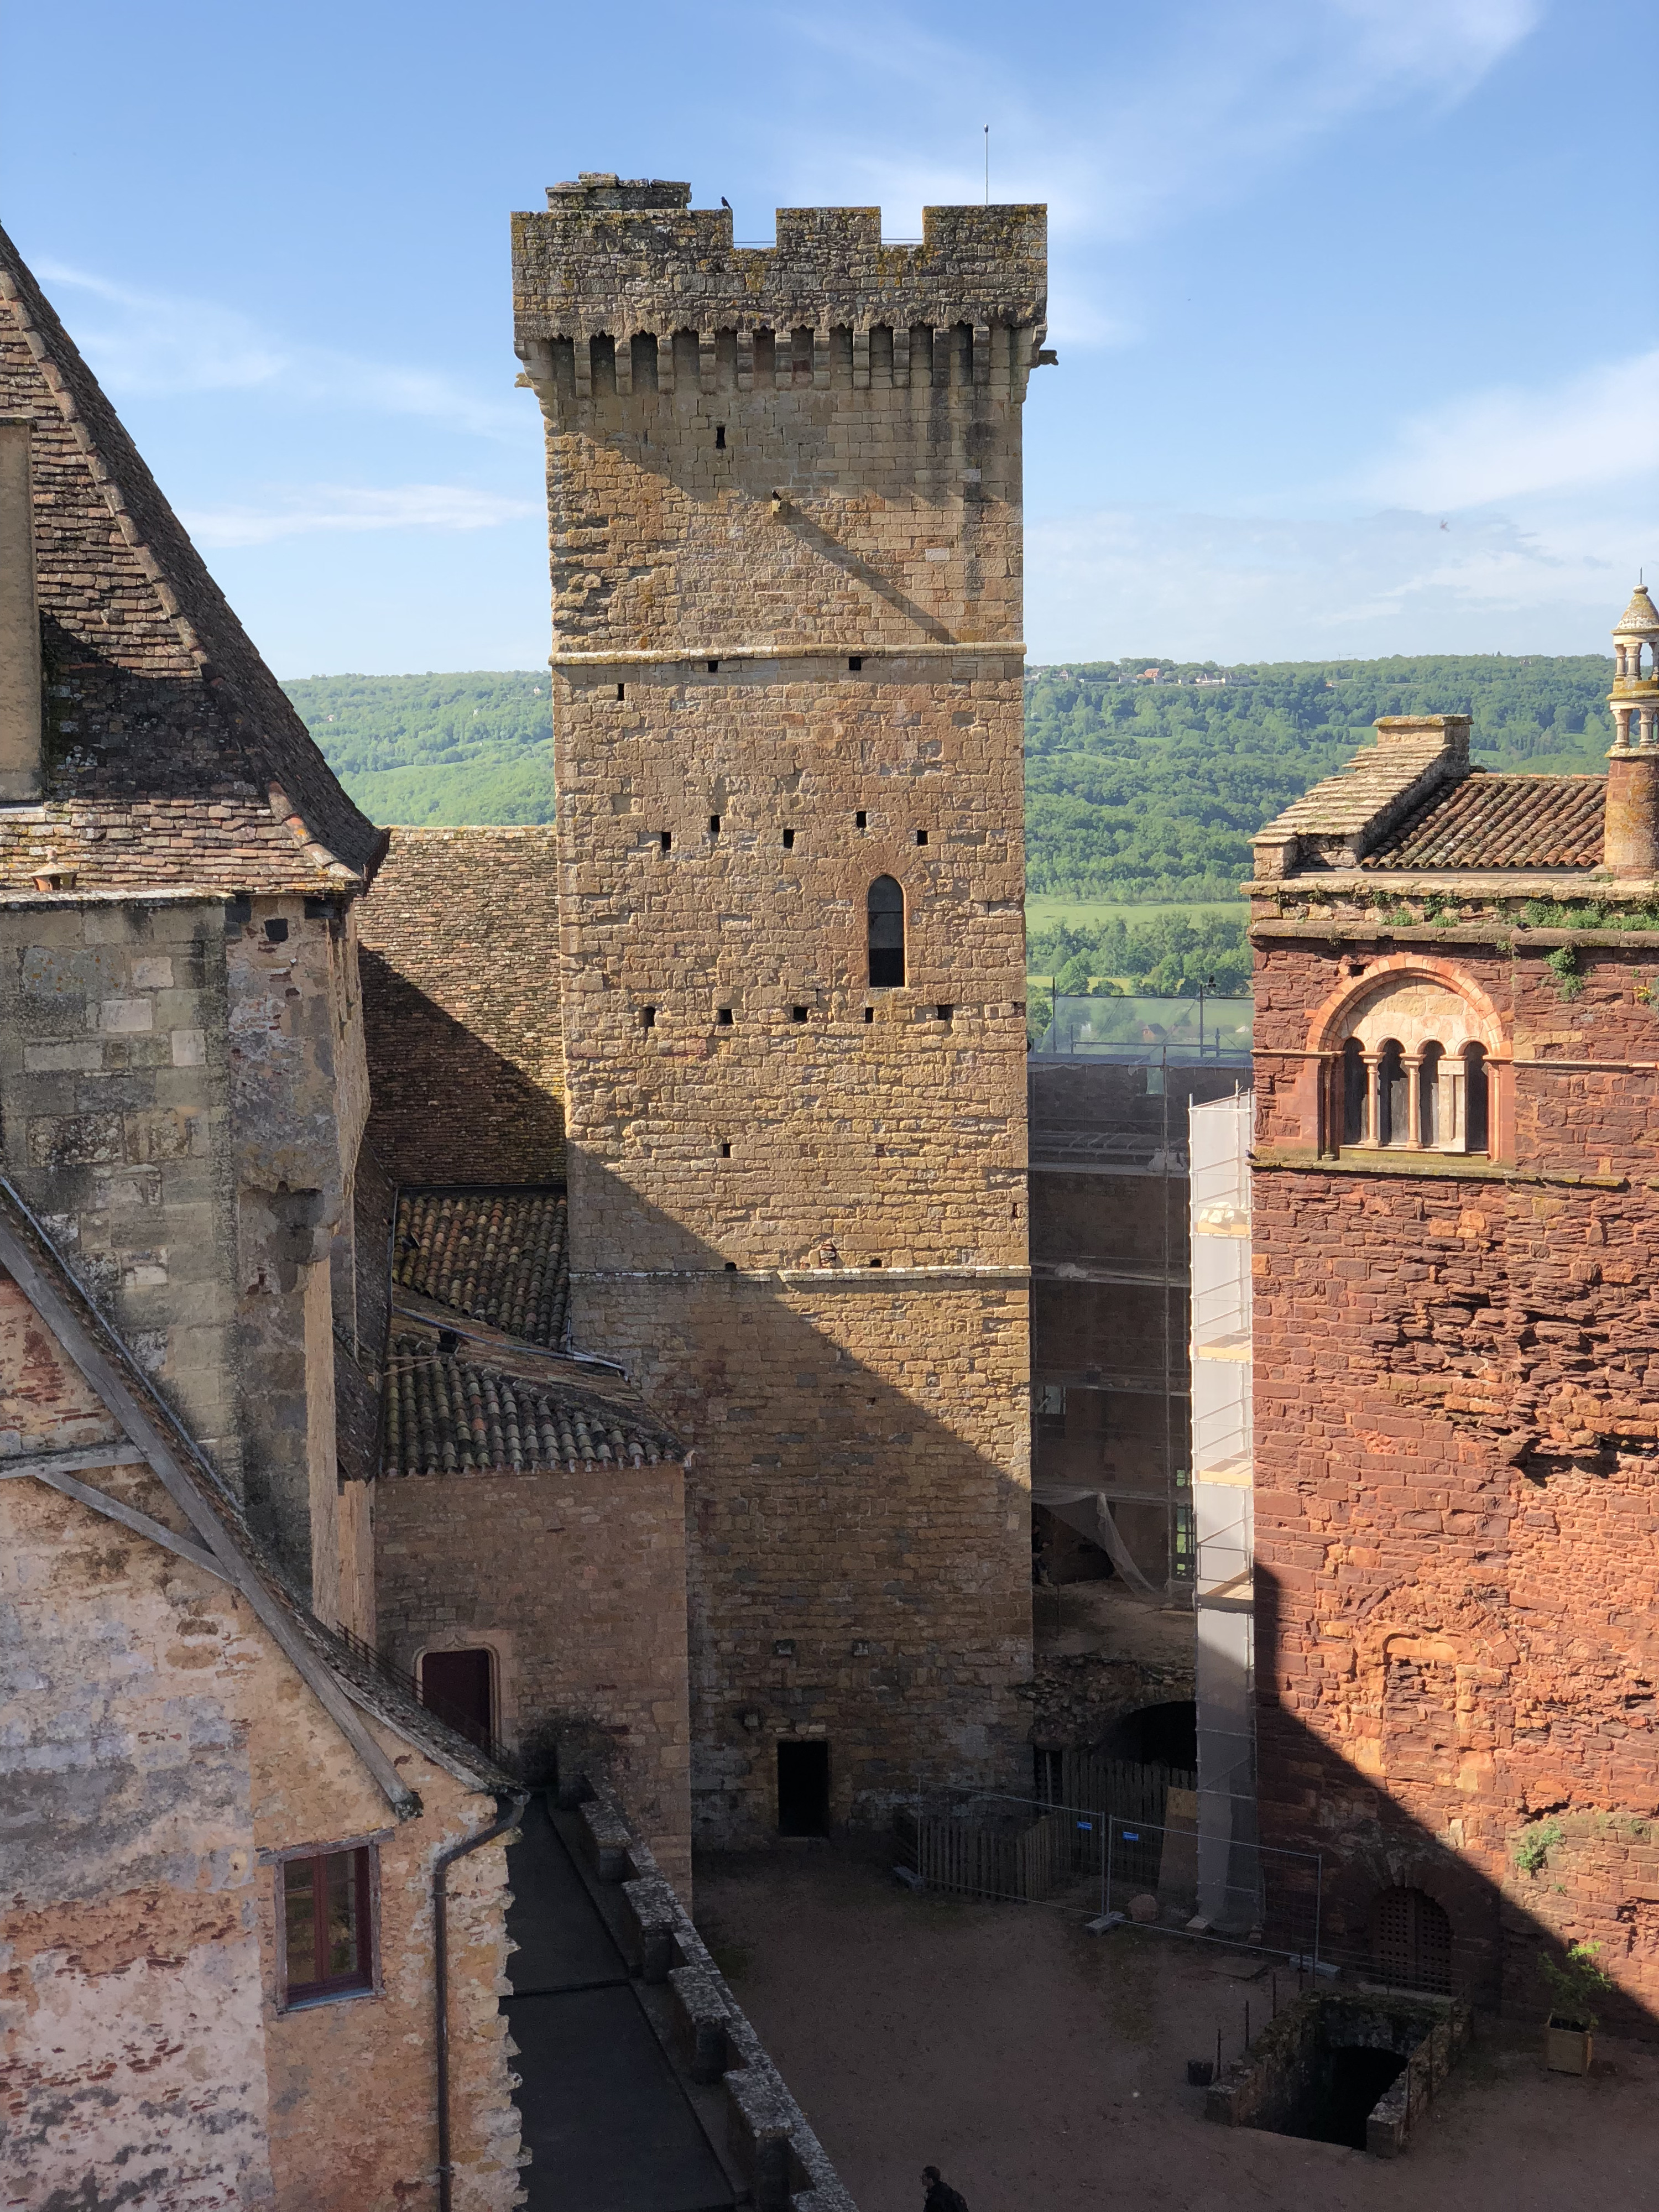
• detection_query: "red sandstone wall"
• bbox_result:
[1250,928,1659,2026]
[356,827,565,1187]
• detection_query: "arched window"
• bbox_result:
[1464,1042,1489,1155]
[1378,1040,1406,1146]
[1342,1038,1366,1145]
[868,875,905,987]
[1418,1041,1443,1147]
[1369,1885,1453,1994]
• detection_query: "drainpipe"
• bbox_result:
[435,1792,528,2211]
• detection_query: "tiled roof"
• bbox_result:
[393,1188,568,1347]
[1361,774,1606,870]
[0,226,379,895]
[382,1332,681,1477]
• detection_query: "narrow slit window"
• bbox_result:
[1342,1037,1366,1145]
[281,1846,373,2006]
[641,1006,656,1029]
[864,1006,874,1024]
[936,1004,953,1023]
[868,875,905,989]
[855,810,867,830]
[1379,1040,1406,1146]
[782,828,795,850]
[719,1141,732,1158]
[1419,1041,1443,1147]
[715,424,727,449]
[709,813,722,834]
[660,830,672,852]
[707,659,719,674]
[1464,1043,1490,1155]
[617,683,625,701]
[914,829,928,847]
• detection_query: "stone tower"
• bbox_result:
[512,176,1047,1843]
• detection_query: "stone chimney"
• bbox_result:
[0,415,41,802]
[1605,582,1659,877]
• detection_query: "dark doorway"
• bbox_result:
[777,1740,831,1836]
[420,1647,494,1747]
[1370,1885,1453,1994]
[1293,2046,1407,2148]
[1101,1699,1197,1769]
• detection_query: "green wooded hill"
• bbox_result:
[283,654,1617,901]
[283,671,558,826]
[1023,654,1616,903]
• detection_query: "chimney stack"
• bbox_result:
[1605,583,1659,878]
[0,416,42,803]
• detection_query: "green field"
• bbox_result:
[1024,895,1250,938]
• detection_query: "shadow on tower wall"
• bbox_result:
[1253,1562,1659,2037]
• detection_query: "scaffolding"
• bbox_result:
[1028,998,1253,1594]
[1190,1089,1258,1926]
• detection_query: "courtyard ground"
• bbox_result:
[695,1847,1659,2212]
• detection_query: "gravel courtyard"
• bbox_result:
[694,1848,1659,2212]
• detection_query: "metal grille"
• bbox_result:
[1371,1886,1453,1994]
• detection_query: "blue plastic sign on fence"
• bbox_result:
[1077,1820,1093,1832]
[1121,1832,1140,1842]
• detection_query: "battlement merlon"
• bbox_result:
[510,185,1047,347]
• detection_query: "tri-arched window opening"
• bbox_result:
[868,875,905,987]
[1333,979,1496,1158]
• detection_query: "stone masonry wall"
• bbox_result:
[580,1274,1031,1844]
[356,826,566,1187]
[0,890,371,1614]
[1250,919,1659,2026]
[515,185,1042,1842]
[0,1275,521,2210]
[375,1459,693,1893]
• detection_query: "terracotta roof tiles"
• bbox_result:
[393,1188,568,1348]
[382,1332,680,1477]
[1361,773,1606,871]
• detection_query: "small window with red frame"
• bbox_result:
[281,1846,374,2005]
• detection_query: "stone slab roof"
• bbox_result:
[1257,734,1453,843]
[393,1187,568,1348]
[382,1327,681,1478]
[0,227,380,897]
[1361,773,1606,871]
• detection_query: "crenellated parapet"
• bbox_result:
[511,173,1047,403]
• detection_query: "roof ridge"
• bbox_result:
[0,225,380,885]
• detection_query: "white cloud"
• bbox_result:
[37,262,525,440]
[1027,495,1640,664]
[772,0,1540,274]
[1359,347,1659,510]
[180,484,539,549]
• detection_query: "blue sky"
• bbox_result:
[3,0,1651,673]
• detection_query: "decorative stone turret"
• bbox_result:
[1605,581,1659,876]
